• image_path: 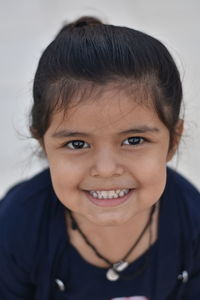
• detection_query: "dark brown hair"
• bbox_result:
[30,16,183,149]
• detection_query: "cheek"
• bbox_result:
[131,151,167,202]
[48,155,86,193]
[131,145,168,174]
[49,162,82,210]
[138,164,167,207]
[136,154,167,184]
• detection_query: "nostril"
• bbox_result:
[90,162,124,178]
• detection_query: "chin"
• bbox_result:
[88,211,132,227]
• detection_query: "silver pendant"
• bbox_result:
[106,261,129,281]
[106,268,120,281]
[113,260,129,272]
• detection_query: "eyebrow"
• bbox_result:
[52,126,160,138]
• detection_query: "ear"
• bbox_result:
[167,119,184,162]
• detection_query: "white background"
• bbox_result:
[0,0,200,197]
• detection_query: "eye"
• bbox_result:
[65,140,90,150]
[122,136,146,146]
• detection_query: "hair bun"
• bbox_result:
[56,16,103,37]
[73,16,102,27]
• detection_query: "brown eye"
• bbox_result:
[122,137,145,146]
[66,140,89,149]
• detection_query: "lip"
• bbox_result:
[84,189,134,207]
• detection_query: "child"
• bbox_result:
[0,16,200,300]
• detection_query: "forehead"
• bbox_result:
[47,85,166,135]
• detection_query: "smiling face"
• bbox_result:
[43,85,178,226]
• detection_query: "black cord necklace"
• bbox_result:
[67,204,156,281]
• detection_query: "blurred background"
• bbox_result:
[0,0,200,197]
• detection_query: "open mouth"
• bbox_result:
[88,189,130,199]
[84,188,134,207]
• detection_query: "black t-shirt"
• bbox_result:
[0,167,200,300]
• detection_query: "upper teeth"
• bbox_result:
[89,189,129,199]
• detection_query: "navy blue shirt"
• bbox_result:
[0,167,200,300]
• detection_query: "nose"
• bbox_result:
[90,148,124,178]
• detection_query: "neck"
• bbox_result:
[66,204,159,266]
[71,206,153,239]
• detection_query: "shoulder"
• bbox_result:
[1,168,52,202]
[0,168,56,215]
[167,167,200,194]
[0,169,59,269]
[166,167,200,238]
[0,169,55,225]
[166,167,200,205]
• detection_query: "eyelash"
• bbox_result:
[63,137,147,150]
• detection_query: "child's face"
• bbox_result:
[43,86,175,226]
